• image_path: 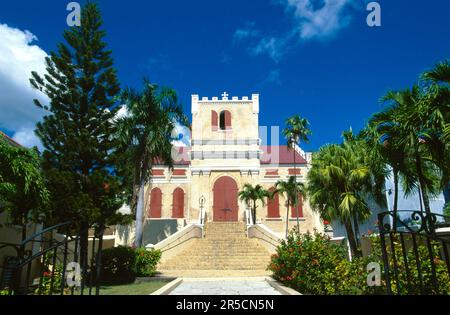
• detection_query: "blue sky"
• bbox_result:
[0,0,449,151]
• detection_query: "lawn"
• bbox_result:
[97,280,170,295]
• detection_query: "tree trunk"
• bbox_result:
[293,147,300,234]
[285,200,290,238]
[393,169,399,229]
[344,217,360,258]
[414,150,434,233]
[352,213,360,247]
[21,223,27,243]
[134,178,145,248]
[252,200,257,225]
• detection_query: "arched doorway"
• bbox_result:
[148,188,162,218]
[213,176,238,221]
[172,187,185,218]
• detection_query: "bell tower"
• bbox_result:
[190,92,260,171]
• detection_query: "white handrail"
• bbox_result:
[245,209,252,227]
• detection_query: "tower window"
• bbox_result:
[211,110,218,131]
[219,110,231,130]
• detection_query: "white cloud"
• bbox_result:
[234,0,355,62]
[0,23,48,148]
[171,121,191,147]
[257,69,282,88]
[285,0,353,40]
[12,127,43,149]
[233,22,261,42]
[251,37,288,63]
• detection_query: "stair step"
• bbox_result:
[158,222,272,271]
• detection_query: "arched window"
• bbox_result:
[291,193,303,218]
[148,188,162,218]
[211,110,218,131]
[172,188,185,218]
[219,110,231,130]
[267,187,280,218]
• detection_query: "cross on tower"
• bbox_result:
[221,92,229,99]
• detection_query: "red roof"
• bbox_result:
[260,146,307,165]
[153,145,307,166]
[0,131,22,148]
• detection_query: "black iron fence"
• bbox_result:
[0,221,104,295]
[377,210,450,295]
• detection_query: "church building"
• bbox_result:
[142,93,324,240]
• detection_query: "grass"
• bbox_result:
[99,280,170,295]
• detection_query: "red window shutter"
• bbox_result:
[267,187,280,218]
[224,111,232,129]
[288,168,301,175]
[291,193,303,218]
[265,169,279,177]
[148,188,162,218]
[152,169,165,177]
[211,111,218,131]
[172,188,184,218]
[172,169,186,176]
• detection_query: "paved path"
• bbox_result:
[169,278,282,295]
[158,270,271,278]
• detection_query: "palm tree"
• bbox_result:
[275,176,305,237]
[283,115,312,231]
[238,184,271,225]
[364,106,414,228]
[381,87,441,225]
[422,60,450,206]
[306,141,377,257]
[115,80,187,247]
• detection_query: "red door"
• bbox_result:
[148,188,162,218]
[291,193,303,218]
[213,176,238,221]
[172,188,185,218]
[267,187,280,218]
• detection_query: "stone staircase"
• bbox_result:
[158,222,272,276]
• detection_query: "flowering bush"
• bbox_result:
[367,235,450,295]
[268,230,449,295]
[268,231,385,295]
[134,248,162,277]
[35,266,64,295]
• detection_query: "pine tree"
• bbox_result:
[30,3,125,275]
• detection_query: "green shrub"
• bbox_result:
[134,248,162,277]
[368,234,450,295]
[268,231,360,294]
[99,246,162,284]
[268,230,449,295]
[100,246,136,284]
[35,265,65,295]
[0,289,10,295]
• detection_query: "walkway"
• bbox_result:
[169,278,282,295]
